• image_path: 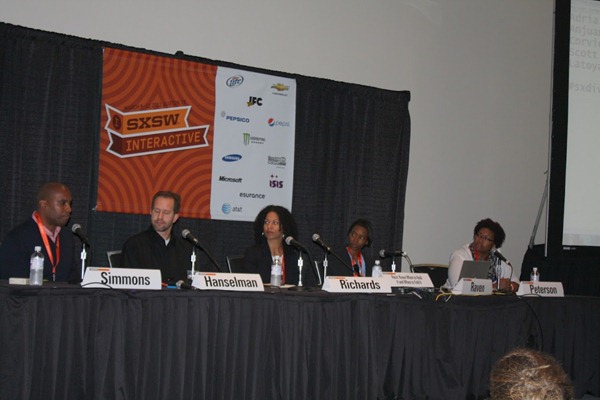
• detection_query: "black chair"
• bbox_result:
[412,263,448,288]
[106,250,122,268]
[226,255,246,273]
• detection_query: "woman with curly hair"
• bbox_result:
[444,218,519,292]
[243,205,315,286]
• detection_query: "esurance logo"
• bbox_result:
[268,118,290,127]
[222,154,242,162]
[226,75,244,88]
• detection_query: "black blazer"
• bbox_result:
[243,238,318,286]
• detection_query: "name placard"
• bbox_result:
[452,278,493,295]
[82,267,162,290]
[517,281,564,297]
[321,276,392,293]
[384,272,434,288]
[192,272,264,292]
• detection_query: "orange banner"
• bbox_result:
[97,48,217,218]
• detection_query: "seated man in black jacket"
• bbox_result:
[120,191,193,285]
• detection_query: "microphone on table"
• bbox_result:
[72,224,91,247]
[285,236,309,252]
[492,249,512,266]
[492,249,514,290]
[176,280,194,290]
[312,233,332,253]
[379,249,406,258]
[181,229,223,272]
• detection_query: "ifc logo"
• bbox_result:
[222,203,232,214]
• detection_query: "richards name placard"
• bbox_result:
[81,267,162,290]
[321,276,392,293]
[192,272,264,291]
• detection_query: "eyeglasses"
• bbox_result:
[475,233,494,243]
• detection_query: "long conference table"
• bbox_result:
[1,282,599,400]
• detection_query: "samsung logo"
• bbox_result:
[226,75,244,88]
[222,154,242,162]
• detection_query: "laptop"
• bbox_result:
[458,260,491,280]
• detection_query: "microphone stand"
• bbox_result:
[288,252,310,291]
[189,248,197,280]
[79,243,88,281]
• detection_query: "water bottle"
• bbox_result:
[530,267,540,282]
[372,260,383,277]
[29,246,44,286]
[270,255,282,286]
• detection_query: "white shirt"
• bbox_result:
[444,244,519,289]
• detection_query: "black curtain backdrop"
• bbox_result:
[0,22,411,272]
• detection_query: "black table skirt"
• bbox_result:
[1,284,598,400]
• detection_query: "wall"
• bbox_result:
[0,0,555,277]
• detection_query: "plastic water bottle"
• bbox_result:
[530,267,540,282]
[29,246,44,286]
[372,260,383,277]
[270,255,282,286]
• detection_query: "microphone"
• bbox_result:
[379,249,406,258]
[285,236,309,252]
[492,249,511,265]
[182,229,201,247]
[72,224,91,246]
[312,233,332,253]
[181,229,223,272]
[176,280,194,290]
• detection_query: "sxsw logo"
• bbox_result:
[269,174,284,189]
[247,96,263,107]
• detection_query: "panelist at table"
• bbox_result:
[327,218,375,277]
[0,182,79,282]
[243,205,317,286]
[120,190,194,285]
[444,217,519,292]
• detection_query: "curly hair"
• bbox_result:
[473,218,506,248]
[489,348,574,400]
[252,205,298,244]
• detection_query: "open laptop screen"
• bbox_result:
[458,260,490,280]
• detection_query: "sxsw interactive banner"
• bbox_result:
[96,48,295,221]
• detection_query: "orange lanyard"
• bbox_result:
[33,212,60,281]
[347,247,364,276]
